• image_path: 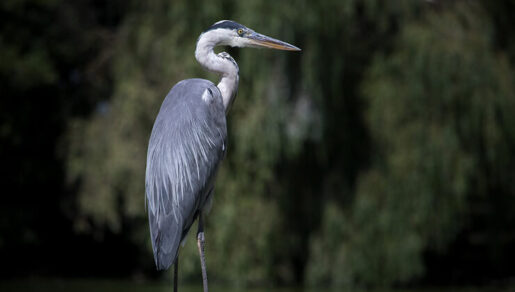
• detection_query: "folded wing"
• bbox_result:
[145,79,226,270]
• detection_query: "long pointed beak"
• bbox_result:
[247,32,301,51]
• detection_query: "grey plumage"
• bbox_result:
[146,79,226,269]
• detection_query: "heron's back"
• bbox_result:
[145,78,227,270]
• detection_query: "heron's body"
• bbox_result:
[146,78,226,269]
[144,20,300,292]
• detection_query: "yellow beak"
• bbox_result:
[247,32,301,51]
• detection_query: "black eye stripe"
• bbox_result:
[205,20,245,32]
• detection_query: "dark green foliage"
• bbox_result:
[66,0,515,287]
[307,2,515,287]
[0,0,135,277]
[2,0,515,288]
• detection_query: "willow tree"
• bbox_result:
[307,2,515,288]
[66,0,515,288]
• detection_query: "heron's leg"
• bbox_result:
[197,214,208,292]
[173,256,179,292]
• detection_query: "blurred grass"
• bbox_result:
[0,278,511,292]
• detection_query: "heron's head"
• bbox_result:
[201,20,301,51]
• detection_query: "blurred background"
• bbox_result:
[1,0,515,291]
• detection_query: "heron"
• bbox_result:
[145,20,300,292]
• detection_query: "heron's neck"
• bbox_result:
[195,32,239,113]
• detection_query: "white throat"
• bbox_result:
[195,30,239,114]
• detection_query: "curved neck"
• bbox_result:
[195,31,239,114]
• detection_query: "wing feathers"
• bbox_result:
[145,79,226,270]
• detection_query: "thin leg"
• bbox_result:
[173,256,179,292]
[197,214,208,292]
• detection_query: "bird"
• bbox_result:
[145,20,300,292]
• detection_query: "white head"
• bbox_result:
[198,20,301,51]
[194,21,300,113]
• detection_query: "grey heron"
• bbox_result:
[145,20,300,292]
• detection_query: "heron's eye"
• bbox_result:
[237,29,244,36]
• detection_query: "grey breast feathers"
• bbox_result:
[145,78,227,270]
